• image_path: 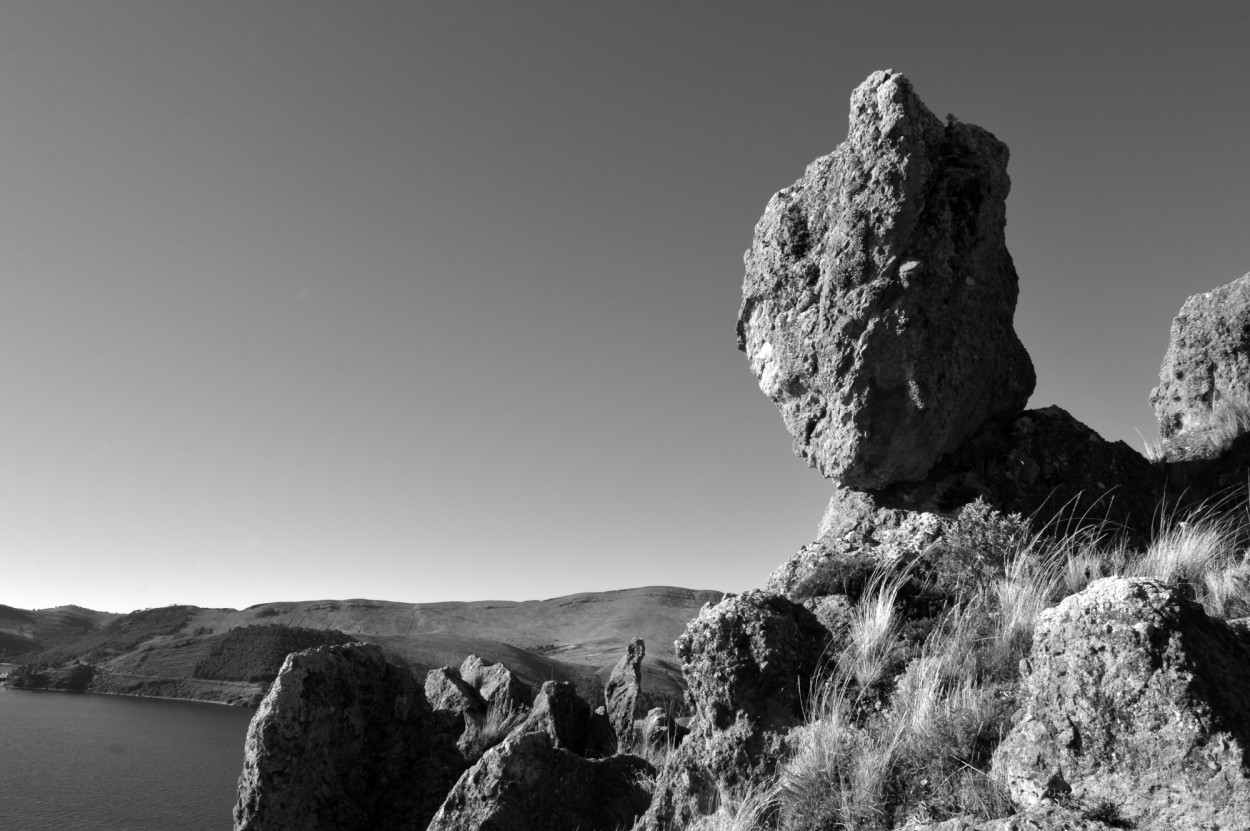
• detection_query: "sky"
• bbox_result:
[2,2,1247,613]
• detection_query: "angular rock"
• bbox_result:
[1151,272,1250,440]
[640,707,688,754]
[512,681,592,755]
[738,69,1034,489]
[459,654,533,711]
[233,643,463,831]
[426,731,654,831]
[992,577,1250,830]
[604,637,645,753]
[426,666,488,715]
[640,591,827,830]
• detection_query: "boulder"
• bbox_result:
[992,577,1250,830]
[1151,272,1250,440]
[459,654,533,711]
[604,637,645,753]
[640,591,827,830]
[738,69,1034,489]
[426,731,654,831]
[512,681,592,755]
[426,665,488,715]
[233,643,463,831]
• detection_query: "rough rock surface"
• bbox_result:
[426,665,488,715]
[874,407,1163,540]
[604,637,645,753]
[233,642,463,831]
[902,805,1116,830]
[427,731,654,831]
[641,707,688,753]
[769,407,1165,605]
[513,681,592,755]
[1151,272,1250,439]
[459,654,534,711]
[992,577,1250,830]
[738,69,1034,489]
[640,591,827,830]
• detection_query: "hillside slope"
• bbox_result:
[0,586,721,707]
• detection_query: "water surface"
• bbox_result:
[0,688,253,830]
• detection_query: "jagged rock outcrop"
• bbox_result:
[513,681,593,755]
[427,731,654,831]
[233,642,463,831]
[738,69,1035,490]
[992,577,1250,830]
[605,637,645,753]
[640,591,827,830]
[1151,272,1250,440]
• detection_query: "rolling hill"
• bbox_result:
[0,586,722,708]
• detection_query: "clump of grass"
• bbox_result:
[461,698,528,761]
[1208,391,1250,452]
[1120,504,1250,619]
[684,781,781,831]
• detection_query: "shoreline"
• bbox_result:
[1,679,260,709]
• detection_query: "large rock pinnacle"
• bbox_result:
[738,70,1035,489]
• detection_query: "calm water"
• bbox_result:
[0,688,254,831]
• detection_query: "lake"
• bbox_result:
[0,688,254,830]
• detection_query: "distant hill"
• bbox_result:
[0,586,722,708]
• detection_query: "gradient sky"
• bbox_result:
[2,2,1247,613]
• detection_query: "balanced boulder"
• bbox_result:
[738,70,1034,489]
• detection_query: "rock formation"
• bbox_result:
[738,69,1034,489]
[233,643,463,831]
[426,731,654,831]
[992,577,1250,829]
[1151,272,1250,440]
[459,654,534,711]
[513,680,593,756]
[604,637,645,753]
[426,665,488,716]
[641,591,827,830]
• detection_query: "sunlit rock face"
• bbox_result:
[233,643,463,831]
[992,578,1250,830]
[738,70,1034,489]
[1151,272,1250,440]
